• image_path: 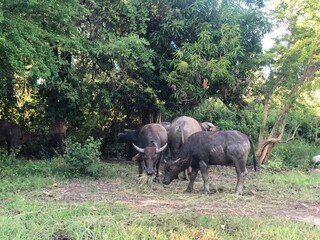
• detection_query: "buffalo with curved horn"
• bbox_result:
[132,123,168,180]
[163,130,257,195]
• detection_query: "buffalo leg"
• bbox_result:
[138,161,143,176]
[6,140,11,155]
[153,159,161,182]
[234,161,248,194]
[182,169,189,181]
[185,168,198,192]
[199,161,210,194]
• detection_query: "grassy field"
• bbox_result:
[0,158,319,240]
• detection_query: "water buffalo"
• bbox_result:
[118,129,140,144]
[46,121,68,156]
[162,130,257,195]
[200,122,219,132]
[118,121,171,144]
[132,123,168,179]
[168,116,203,158]
[47,132,66,155]
[168,116,218,180]
[118,122,171,160]
[159,121,171,132]
[0,119,32,155]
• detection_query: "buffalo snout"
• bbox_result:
[162,176,171,185]
[146,169,154,176]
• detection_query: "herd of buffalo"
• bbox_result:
[0,116,257,194]
[118,116,257,195]
[0,119,66,157]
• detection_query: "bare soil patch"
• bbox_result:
[38,161,320,226]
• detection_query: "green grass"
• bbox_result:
[0,199,319,240]
[0,158,319,239]
[267,171,320,187]
[250,170,320,202]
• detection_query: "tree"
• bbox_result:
[0,0,85,131]
[256,0,320,164]
[152,0,271,110]
[75,0,161,130]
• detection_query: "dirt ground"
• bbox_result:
[39,160,320,226]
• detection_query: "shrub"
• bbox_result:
[191,98,261,141]
[268,140,319,169]
[61,136,103,178]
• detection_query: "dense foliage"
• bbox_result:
[0,0,319,164]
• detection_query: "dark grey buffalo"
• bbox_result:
[117,129,140,159]
[117,122,171,145]
[118,122,170,160]
[159,122,171,133]
[167,116,218,179]
[132,123,168,179]
[0,119,33,155]
[163,130,257,195]
[46,132,66,155]
[118,129,140,144]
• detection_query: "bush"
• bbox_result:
[268,140,319,169]
[190,98,261,141]
[61,136,103,178]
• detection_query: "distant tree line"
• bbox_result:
[0,0,319,163]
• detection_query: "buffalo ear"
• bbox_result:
[132,153,141,161]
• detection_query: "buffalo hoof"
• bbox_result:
[235,190,243,195]
[203,190,211,195]
[184,188,193,193]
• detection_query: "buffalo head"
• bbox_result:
[200,122,219,132]
[162,158,190,185]
[133,142,167,175]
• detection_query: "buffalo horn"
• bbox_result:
[172,158,181,164]
[132,143,145,153]
[156,143,168,153]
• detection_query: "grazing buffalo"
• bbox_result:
[132,123,168,179]
[0,119,33,155]
[168,116,218,180]
[163,130,257,195]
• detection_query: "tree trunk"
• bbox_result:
[256,59,319,164]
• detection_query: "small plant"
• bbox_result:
[265,156,284,172]
[62,136,103,178]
